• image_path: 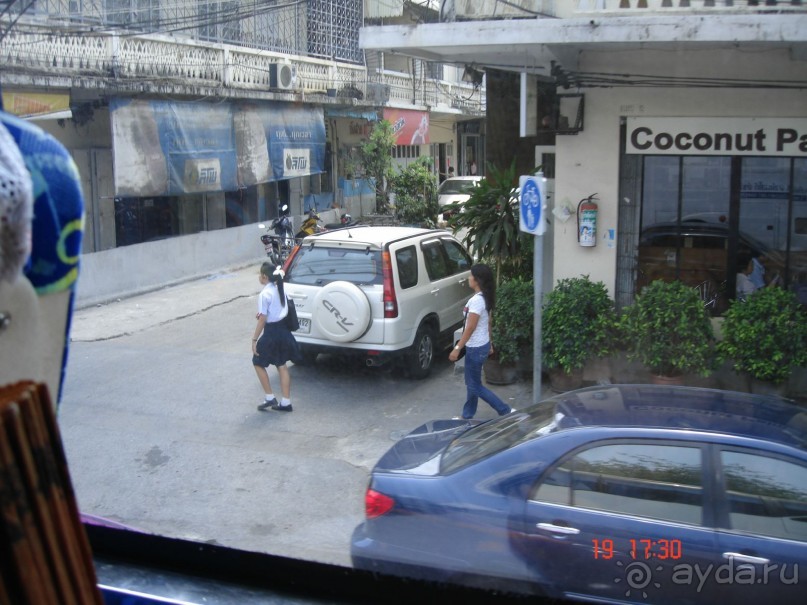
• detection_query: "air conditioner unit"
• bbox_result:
[269,62,297,90]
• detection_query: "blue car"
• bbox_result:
[351,385,807,603]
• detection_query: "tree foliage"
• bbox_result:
[542,276,617,373]
[620,280,715,377]
[445,160,528,284]
[389,156,439,226]
[492,277,534,365]
[717,287,807,384]
[359,119,396,214]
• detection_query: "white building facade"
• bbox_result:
[0,0,484,304]
[361,1,807,310]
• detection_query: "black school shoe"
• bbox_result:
[257,398,278,411]
[271,402,293,412]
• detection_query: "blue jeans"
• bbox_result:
[462,343,512,419]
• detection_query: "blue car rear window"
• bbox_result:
[441,403,559,473]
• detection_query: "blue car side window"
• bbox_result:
[533,442,704,526]
[721,450,807,542]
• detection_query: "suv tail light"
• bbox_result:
[381,251,398,318]
[365,488,395,519]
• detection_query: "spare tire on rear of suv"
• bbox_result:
[313,281,372,343]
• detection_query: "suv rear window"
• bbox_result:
[285,245,382,286]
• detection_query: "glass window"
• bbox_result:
[421,241,449,280]
[395,245,418,289]
[721,450,807,542]
[441,238,472,275]
[533,443,704,525]
[437,179,480,195]
[285,246,381,286]
[441,403,558,473]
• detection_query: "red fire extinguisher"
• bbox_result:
[577,193,598,247]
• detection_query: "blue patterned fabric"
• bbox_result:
[1,110,85,403]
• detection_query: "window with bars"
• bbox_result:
[307,0,362,64]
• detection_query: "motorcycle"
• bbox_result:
[259,203,296,266]
[324,212,358,230]
[296,208,324,238]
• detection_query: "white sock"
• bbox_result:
[265,394,275,402]
[281,398,291,407]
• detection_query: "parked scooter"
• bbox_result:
[324,213,358,230]
[259,203,296,266]
[296,208,324,238]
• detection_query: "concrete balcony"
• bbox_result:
[0,19,483,114]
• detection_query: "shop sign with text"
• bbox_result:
[626,118,807,157]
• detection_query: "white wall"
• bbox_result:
[75,223,265,307]
[552,48,807,296]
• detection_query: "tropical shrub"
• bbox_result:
[717,287,807,384]
[543,276,617,374]
[620,280,714,378]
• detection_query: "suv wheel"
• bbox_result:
[406,323,435,379]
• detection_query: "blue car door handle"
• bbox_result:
[723,552,770,565]
[536,522,581,536]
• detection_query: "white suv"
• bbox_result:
[283,226,473,378]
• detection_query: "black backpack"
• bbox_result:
[284,297,300,331]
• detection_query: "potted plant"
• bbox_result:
[542,276,617,392]
[488,277,534,384]
[619,280,714,383]
[716,287,807,394]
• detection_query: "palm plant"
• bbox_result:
[445,160,525,284]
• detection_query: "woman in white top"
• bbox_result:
[448,264,513,419]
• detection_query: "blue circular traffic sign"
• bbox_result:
[520,178,542,233]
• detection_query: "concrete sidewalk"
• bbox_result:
[70,265,261,342]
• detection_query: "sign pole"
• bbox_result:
[518,173,547,406]
[533,227,543,405]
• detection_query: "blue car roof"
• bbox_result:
[546,385,807,449]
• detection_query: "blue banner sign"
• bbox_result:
[111,99,325,196]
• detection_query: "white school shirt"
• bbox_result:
[465,292,490,348]
[258,282,288,323]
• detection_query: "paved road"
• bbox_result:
[59,265,540,568]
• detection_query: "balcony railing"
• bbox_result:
[0,19,483,114]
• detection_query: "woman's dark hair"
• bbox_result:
[471,264,496,312]
[260,261,287,307]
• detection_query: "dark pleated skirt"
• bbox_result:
[252,320,300,367]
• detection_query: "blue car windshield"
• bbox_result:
[441,402,559,473]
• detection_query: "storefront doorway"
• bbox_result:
[628,154,807,313]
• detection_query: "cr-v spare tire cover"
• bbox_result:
[313,281,372,342]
